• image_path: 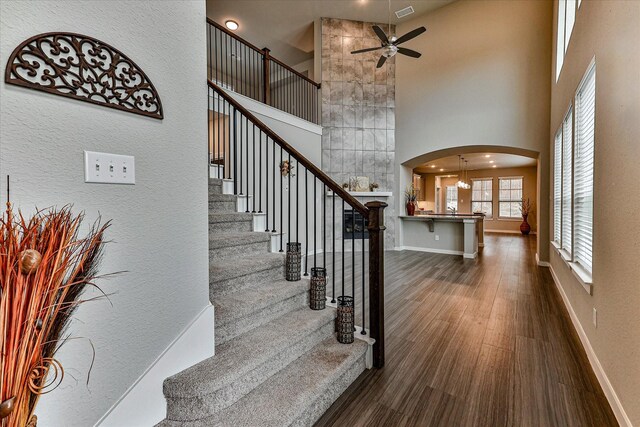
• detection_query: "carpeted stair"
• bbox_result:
[157,178,367,426]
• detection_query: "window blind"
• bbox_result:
[472,178,493,218]
[562,108,573,255]
[554,129,563,245]
[446,186,458,211]
[574,64,595,272]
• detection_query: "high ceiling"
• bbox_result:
[414,153,538,174]
[206,0,456,65]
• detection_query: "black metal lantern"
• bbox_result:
[336,296,354,344]
[285,242,301,281]
[309,267,327,310]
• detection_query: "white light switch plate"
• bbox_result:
[84,151,135,185]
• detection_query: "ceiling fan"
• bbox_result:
[351,1,426,68]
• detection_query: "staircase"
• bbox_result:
[156,178,368,426]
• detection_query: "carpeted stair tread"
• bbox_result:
[209,252,283,282]
[209,212,253,223]
[159,338,367,427]
[209,193,237,202]
[163,307,335,399]
[209,232,270,249]
[215,279,309,328]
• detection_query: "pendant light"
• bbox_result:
[456,155,464,188]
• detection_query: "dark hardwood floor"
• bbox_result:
[315,233,618,427]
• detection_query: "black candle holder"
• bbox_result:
[309,267,327,310]
[336,296,354,344]
[285,242,301,281]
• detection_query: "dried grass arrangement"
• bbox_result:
[0,204,110,426]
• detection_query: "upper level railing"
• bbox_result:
[207,19,321,124]
[208,80,386,367]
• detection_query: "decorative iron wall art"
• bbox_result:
[5,32,163,119]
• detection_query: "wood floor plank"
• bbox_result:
[314,234,617,427]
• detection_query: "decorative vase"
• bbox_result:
[309,267,327,310]
[336,296,355,344]
[285,242,301,281]
[520,214,531,235]
[406,202,416,216]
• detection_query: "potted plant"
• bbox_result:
[404,185,418,216]
[519,197,532,235]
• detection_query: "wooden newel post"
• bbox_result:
[262,48,271,105]
[366,201,387,368]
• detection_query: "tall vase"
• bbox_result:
[406,202,416,216]
[520,214,531,235]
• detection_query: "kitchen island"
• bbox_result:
[398,213,484,259]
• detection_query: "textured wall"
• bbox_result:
[0,1,209,425]
[549,0,640,424]
[320,18,396,248]
[395,0,552,259]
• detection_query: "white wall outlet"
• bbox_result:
[435,235,440,241]
[84,151,135,184]
[592,308,597,327]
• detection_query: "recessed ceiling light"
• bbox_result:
[489,160,494,163]
[431,165,436,168]
[485,154,491,158]
[492,165,497,168]
[225,20,239,31]
[439,168,444,172]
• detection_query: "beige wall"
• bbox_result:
[419,166,538,232]
[549,1,640,424]
[395,0,552,259]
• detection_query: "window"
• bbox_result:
[471,178,493,218]
[556,0,579,81]
[445,186,458,212]
[498,177,523,219]
[574,63,595,273]
[562,107,573,256]
[554,129,563,245]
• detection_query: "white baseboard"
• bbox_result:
[95,304,215,427]
[396,246,464,256]
[548,267,632,427]
[536,252,550,267]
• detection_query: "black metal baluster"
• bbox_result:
[296,160,299,243]
[264,135,269,231]
[279,146,283,252]
[361,212,366,335]
[342,199,345,296]
[233,107,237,194]
[272,137,276,233]
[352,207,355,300]
[245,116,249,212]
[259,131,262,213]
[332,194,336,303]
[323,185,326,270]
[252,123,256,213]
[238,109,243,195]
[313,177,317,269]
[287,152,291,244]
[304,169,309,276]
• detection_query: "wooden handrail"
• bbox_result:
[207,18,321,89]
[209,80,367,216]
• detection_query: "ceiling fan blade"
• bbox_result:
[376,55,387,68]
[397,47,422,58]
[351,46,384,54]
[372,25,389,44]
[393,26,426,45]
